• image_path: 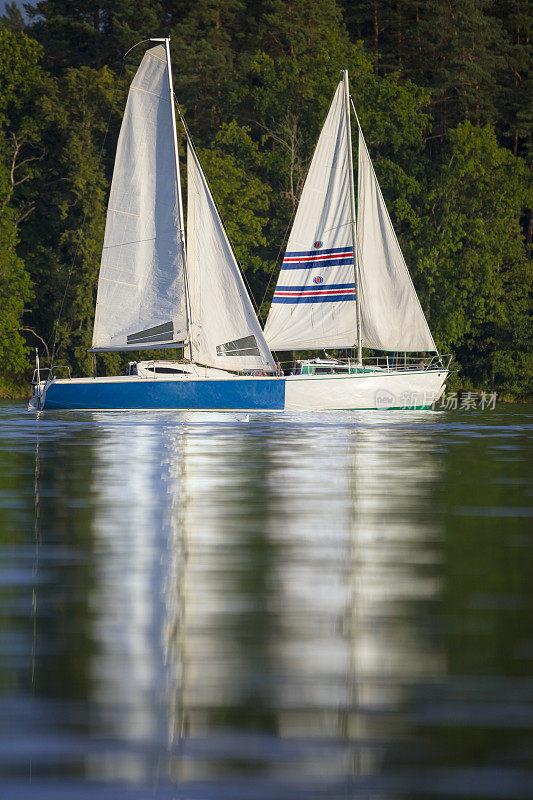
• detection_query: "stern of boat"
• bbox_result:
[28,350,72,412]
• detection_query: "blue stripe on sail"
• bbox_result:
[281,257,354,270]
[275,283,355,292]
[272,294,356,304]
[285,247,352,257]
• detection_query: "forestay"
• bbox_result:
[186,141,276,373]
[264,82,358,351]
[357,128,436,352]
[92,45,187,351]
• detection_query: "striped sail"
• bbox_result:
[273,247,355,303]
[264,82,357,351]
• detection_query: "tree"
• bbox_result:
[1,2,25,32]
[170,0,246,138]
[343,0,509,135]
[196,120,274,315]
[25,0,171,71]
[0,25,48,378]
[0,1,529,397]
[489,0,533,158]
[412,122,532,394]
[20,64,125,375]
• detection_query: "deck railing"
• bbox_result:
[351,353,453,372]
[32,355,452,382]
[284,353,453,375]
[32,365,71,384]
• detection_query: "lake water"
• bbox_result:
[0,403,532,799]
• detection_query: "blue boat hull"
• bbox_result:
[41,377,285,411]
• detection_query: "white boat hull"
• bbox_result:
[285,369,448,410]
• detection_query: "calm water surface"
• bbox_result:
[0,403,532,799]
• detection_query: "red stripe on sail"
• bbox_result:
[283,251,353,263]
[274,288,355,297]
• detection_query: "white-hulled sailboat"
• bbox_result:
[30,39,284,411]
[264,71,450,410]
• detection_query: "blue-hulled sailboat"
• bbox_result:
[30,38,284,411]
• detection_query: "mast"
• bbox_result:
[152,37,193,361]
[343,70,362,364]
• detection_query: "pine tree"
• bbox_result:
[170,0,246,138]
[25,0,171,71]
[343,0,509,135]
[489,0,533,155]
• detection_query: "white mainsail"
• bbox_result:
[186,141,276,372]
[264,82,358,351]
[92,45,187,351]
[356,128,436,352]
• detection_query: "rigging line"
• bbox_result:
[123,38,157,60]
[175,97,266,322]
[349,95,438,355]
[48,57,128,367]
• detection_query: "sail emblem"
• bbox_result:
[216,335,261,357]
[314,240,323,249]
[127,321,174,345]
[313,276,324,284]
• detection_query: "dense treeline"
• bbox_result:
[0,0,531,398]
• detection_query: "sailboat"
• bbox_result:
[30,45,448,412]
[264,71,450,410]
[30,39,284,411]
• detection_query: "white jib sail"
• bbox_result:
[186,141,276,372]
[264,81,358,351]
[357,128,436,352]
[92,45,187,351]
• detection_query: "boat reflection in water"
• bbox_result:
[17,409,530,799]
[99,412,445,793]
[86,423,170,782]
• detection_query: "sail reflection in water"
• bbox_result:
[88,424,170,782]
[2,407,532,799]
[144,414,445,789]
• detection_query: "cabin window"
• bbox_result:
[315,366,348,374]
[147,366,188,374]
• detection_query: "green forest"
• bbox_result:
[0,0,531,399]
